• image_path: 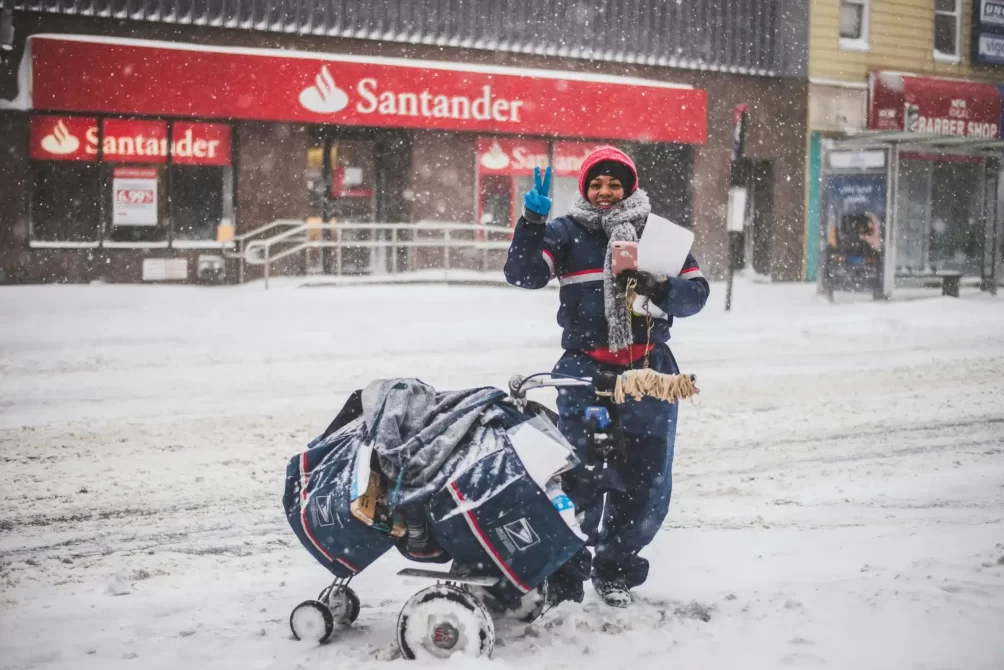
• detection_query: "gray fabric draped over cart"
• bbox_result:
[360,379,511,508]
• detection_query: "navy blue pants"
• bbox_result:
[553,345,679,589]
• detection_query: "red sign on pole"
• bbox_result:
[28,35,708,144]
[869,72,1002,138]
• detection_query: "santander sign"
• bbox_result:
[29,36,707,144]
[30,116,232,165]
[476,138,547,175]
[299,66,524,123]
[475,139,607,177]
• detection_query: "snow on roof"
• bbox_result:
[27,33,695,92]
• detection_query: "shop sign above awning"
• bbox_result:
[19,34,707,145]
[868,72,1002,138]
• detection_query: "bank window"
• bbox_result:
[31,161,102,244]
[28,115,233,248]
[934,0,961,62]
[28,115,101,245]
[170,165,231,243]
[169,122,234,246]
[101,118,169,245]
[839,0,870,51]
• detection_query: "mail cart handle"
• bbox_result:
[509,369,698,404]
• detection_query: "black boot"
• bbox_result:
[593,578,631,608]
[591,555,649,608]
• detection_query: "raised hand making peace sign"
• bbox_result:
[523,165,553,217]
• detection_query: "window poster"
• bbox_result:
[112,167,158,226]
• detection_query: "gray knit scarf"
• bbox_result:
[567,189,652,352]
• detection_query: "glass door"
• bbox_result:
[307,132,377,275]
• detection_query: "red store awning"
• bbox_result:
[868,71,1002,139]
[11,34,707,145]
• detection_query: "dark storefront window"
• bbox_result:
[171,165,229,241]
[28,115,233,247]
[30,162,102,243]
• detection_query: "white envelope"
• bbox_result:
[637,213,694,277]
[632,214,694,319]
[508,420,577,491]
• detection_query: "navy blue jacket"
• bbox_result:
[504,215,710,352]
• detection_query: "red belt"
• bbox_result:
[583,344,654,366]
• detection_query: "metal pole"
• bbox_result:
[724,237,736,311]
[818,141,831,300]
[444,229,451,270]
[336,227,343,276]
[725,105,749,311]
[993,158,1002,295]
[879,144,899,299]
[980,156,999,295]
[264,244,270,290]
[391,227,398,274]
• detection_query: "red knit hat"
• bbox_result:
[578,145,638,198]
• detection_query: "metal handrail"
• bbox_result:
[236,220,516,288]
[231,218,308,243]
[221,219,313,283]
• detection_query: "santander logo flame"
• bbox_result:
[479,140,511,170]
[40,120,80,155]
[299,66,350,114]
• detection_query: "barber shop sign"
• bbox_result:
[869,72,1002,139]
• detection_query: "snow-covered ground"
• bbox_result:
[1,277,1002,670]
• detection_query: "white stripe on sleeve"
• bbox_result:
[679,267,704,280]
[542,250,555,277]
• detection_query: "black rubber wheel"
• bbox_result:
[325,586,361,625]
[397,584,494,660]
[290,599,335,643]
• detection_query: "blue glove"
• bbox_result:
[523,166,552,217]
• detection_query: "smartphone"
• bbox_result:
[611,241,639,275]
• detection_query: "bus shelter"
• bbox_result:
[820,131,1002,300]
